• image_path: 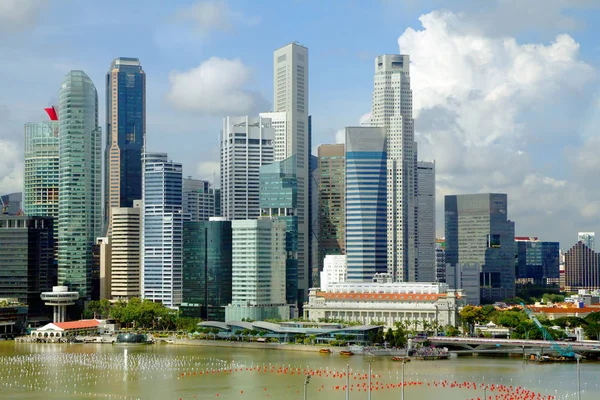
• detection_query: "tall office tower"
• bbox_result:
[220,116,274,220]
[24,108,59,224]
[109,200,142,300]
[1,192,23,215]
[259,155,299,308]
[564,241,600,291]
[97,237,111,300]
[262,41,311,303]
[104,58,145,234]
[345,127,388,281]
[225,219,288,321]
[0,216,54,314]
[445,193,516,303]
[435,238,446,283]
[213,188,221,217]
[578,232,595,251]
[181,217,232,321]
[515,237,560,286]
[317,144,345,282]
[142,153,183,308]
[309,151,319,287]
[57,71,101,300]
[183,178,215,221]
[416,161,435,282]
[370,54,418,282]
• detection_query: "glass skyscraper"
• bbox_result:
[24,111,59,222]
[142,152,183,308]
[445,193,516,303]
[181,218,232,321]
[345,126,388,281]
[260,155,299,307]
[58,71,101,300]
[105,58,145,233]
[515,239,560,285]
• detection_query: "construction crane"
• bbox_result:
[0,196,7,215]
[521,303,575,357]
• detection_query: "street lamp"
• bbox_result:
[575,353,582,400]
[366,356,374,400]
[401,358,406,400]
[303,375,311,400]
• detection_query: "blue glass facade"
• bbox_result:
[142,153,183,308]
[260,156,299,307]
[105,58,145,230]
[345,127,387,281]
[516,241,560,285]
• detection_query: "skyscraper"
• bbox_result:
[564,241,600,291]
[416,161,435,282]
[183,178,216,221]
[578,232,595,251]
[345,127,388,281]
[24,109,59,223]
[370,54,418,283]
[181,217,232,321]
[104,58,145,234]
[262,41,311,303]
[445,193,516,303]
[225,219,288,321]
[1,192,23,216]
[109,201,142,300]
[142,153,183,308]
[0,216,54,314]
[259,155,298,307]
[58,71,101,300]
[220,116,274,220]
[317,144,345,281]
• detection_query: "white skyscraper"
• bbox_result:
[109,201,142,300]
[371,54,418,282]
[220,116,274,220]
[578,232,595,250]
[142,153,183,308]
[417,161,436,282]
[225,219,288,321]
[263,42,311,303]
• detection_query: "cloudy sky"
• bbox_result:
[1,0,600,248]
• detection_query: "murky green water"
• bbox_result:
[0,341,598,400]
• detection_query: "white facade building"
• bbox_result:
[320,255,347,292]
[142,153,183,309]
[370,54,418,283]
[417,161,435,282]
[303,282,463,328]
[220,116,274,221]
[262,42,311,304]
[183,178,215,221]
[225,219,289,321]
[578,232,595,250]
[109,201,142,300]
[446,263,480,305]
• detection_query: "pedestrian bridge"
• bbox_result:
[428,336,600,354]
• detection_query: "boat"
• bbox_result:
[340,350,354,356]
[319,348,332,354]
[391,356,410,362]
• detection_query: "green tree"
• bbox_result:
[492,310,528,329]
[385,328,395,346]
[444,325,460,337]
[394,327,407,347]
[459,305,485,332]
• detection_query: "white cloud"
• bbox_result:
[172,0,260,36]
[0,139,23,195]
[332,112,374,144]
[0,0,47,34]
[166,57,269,115]
[195,161,220,184]
[397,10,598,245]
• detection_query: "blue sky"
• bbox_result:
[1,0,600,247]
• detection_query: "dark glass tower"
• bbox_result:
[181,219,232,321]
[259,156,299,308]
[105,57,145,233]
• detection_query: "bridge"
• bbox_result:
[428,336,600,355]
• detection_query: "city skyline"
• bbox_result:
[2,1,600,248]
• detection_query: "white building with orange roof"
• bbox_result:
[31,319,103,339]
[303,282,464,328]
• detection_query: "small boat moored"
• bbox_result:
[319,348,332,354]
[391,356,410,362]
[340,350,354,356]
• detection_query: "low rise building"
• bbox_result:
[303,282,464,328]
